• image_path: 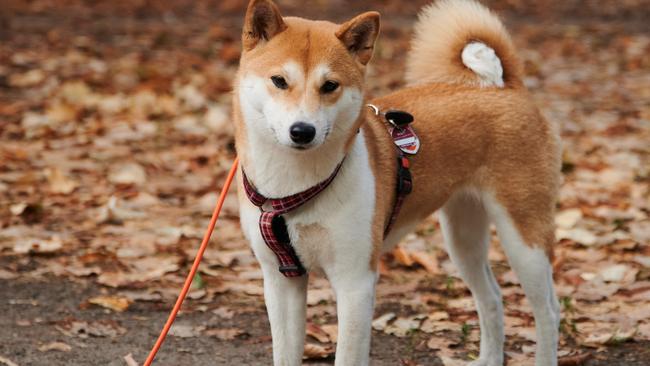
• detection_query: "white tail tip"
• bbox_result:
[461,42,504,88]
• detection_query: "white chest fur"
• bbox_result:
[239,133,376,274]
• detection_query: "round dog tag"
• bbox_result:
[391,126,420,154]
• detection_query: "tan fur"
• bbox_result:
[405,0,524,88]
[366,84,560,264]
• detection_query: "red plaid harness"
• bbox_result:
[242,164,343,277]
[242,107,416,278]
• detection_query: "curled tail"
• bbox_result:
[405,0,523,88]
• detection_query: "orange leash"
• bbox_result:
[142,157,239,366]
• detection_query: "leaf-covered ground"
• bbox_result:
[0,1,649,365]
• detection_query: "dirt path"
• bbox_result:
[2,277,650,366]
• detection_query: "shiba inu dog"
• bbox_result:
[233,0,561,365]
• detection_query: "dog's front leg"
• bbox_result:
[329,267,377,366]
[261,263,308,366]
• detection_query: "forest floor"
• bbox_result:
[1,0,649,365]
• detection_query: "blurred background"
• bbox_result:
[0,1,649,365]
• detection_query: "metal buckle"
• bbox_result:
[279,264,304,275]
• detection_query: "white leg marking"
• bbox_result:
[328,267,377,366]
[261,263,308,366]
[461,42,504,88]
[483,194,560,366]
[239,202,307,366]
[440,191,504,366]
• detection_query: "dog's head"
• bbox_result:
[236,0,380,151]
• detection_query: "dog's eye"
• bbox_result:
[320,80,339,94]
[271,75,289,90]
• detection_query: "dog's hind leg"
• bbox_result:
[484,194,560,366]
[439,191,504,366]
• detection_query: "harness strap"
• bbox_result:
[384,153,412,237]
[242,163,344,277]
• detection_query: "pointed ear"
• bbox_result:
[242,0,287,51]
[335,11,380,65]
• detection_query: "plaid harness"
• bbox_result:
[242,163,344,277]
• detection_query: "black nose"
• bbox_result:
[289,122,316,144]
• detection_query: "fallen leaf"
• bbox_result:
[302,343,334,360]
[108,162,147,186]
[556,228,598,246]
[9,202,27,216]
[119,290,162,302]
[410,250,440,273]
[599,264,636,283]
[306,322,331,343]
[384,314,426,337]
[45,168,77,194]
[9,69,46,87]
[56,320,126,338]
[13,236,63,254]
[169,324,205,338]
[0,355,19,366]
[558,353,591,366]
[0,269,18,280]
[205,328,245,340]
[555,208,583,229]
[321,324,338,343]
[307,288,334,306]
[38,342,72,352]
[123,353,139,366]
[393,245,414,266]
[372,312,396,331]
[426,335,460,350]
[88,295,131,312]
[211,306,235,319]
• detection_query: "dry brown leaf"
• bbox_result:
[556,228,598,246]
[410,250,440,273]
[225,282,264,296]
[393,245,414,266]
[426,335,460,351]
[306,322,331,343]
[168,324,205,338]
[0,269,18,280]
[88,295,131,312]
[123,353,139,366]
[384,314,426,337]
[38,342,72,352]
[555,208,583,229]
[0,355,19,366]
[558,353,591,366]
[9,202,28,216]
[45,168,77,194]
[56,320,126,338]
[108,162,146,186]
[204,328,245,340]
[321,324,338,343]
[372,312,396,331]
[13,237,63,254]
[211,306,235,319]
[307,288,334,306]
[302,343,334,360]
